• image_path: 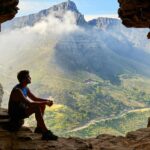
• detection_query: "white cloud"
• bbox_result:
[0,11,82,107]
[0,11,81,65]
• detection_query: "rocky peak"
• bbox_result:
[39,0,79,16]
[45,0,86,25]
[67,0,78,11]
[88,17,121,29]
[51,0,79,13]
[2,1,87,30]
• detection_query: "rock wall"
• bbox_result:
[118,0,150,39]
[0,0,19,24]
[0,84,4,107]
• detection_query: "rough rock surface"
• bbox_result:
[0,83,4,107]
[118,0,150,38]
[0,0,19,23]
[1,108,150,150]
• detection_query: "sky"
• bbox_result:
[18,0,119,20]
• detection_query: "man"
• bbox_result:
[8,70,58,140]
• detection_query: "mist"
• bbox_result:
[0,10,150,107]
[0,11,81,67]
[0,11,82,107]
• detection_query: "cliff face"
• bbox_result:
[1,108,150,150]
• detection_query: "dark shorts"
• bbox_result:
[9,103,29,120]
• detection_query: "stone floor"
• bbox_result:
[1,108,150,150]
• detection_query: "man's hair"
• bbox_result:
[17,70,29,83]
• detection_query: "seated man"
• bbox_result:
[8,70,58,140]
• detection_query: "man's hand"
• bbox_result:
[46,100,53,107]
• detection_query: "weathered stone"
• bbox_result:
[147,32,150,39]
[0,83,4,107]
[118,0,150,39]
[147,117,150,127]
[1,107,150,149]
[0,108,9,119]
[0,0,19,24]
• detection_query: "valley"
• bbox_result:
[0,0,150,138]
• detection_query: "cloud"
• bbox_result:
[0,11,81,66]
[0,11,82,106]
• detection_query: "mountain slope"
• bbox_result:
[88,17,121,29]
[54,28,150,84]
[2,0,87,30]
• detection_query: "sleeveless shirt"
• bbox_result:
[8,84,29,117]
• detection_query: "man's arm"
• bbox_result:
[13,89,32,106]
[27,89,53,106]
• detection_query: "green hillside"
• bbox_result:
[63,108,150,138]
[25,73,150,138]
[1,0,150,139]
[1,36,150,138]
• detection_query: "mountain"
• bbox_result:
[2,0,87,30]
[88,17,121,29]
[2,2,122,31]
[1,0,150,138]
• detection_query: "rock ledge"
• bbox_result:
[1,108,150,150]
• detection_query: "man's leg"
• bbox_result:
[40,104,46,116]
[36,104,46,129]
[26,104,48,132]
[26,104,58,140]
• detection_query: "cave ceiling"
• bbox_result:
[0,0,19,24]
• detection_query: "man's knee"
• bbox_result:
[40,105,46,111]
[28,104,46,114]
[30,104,41,112]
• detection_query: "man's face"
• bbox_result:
[25,74,31,84]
